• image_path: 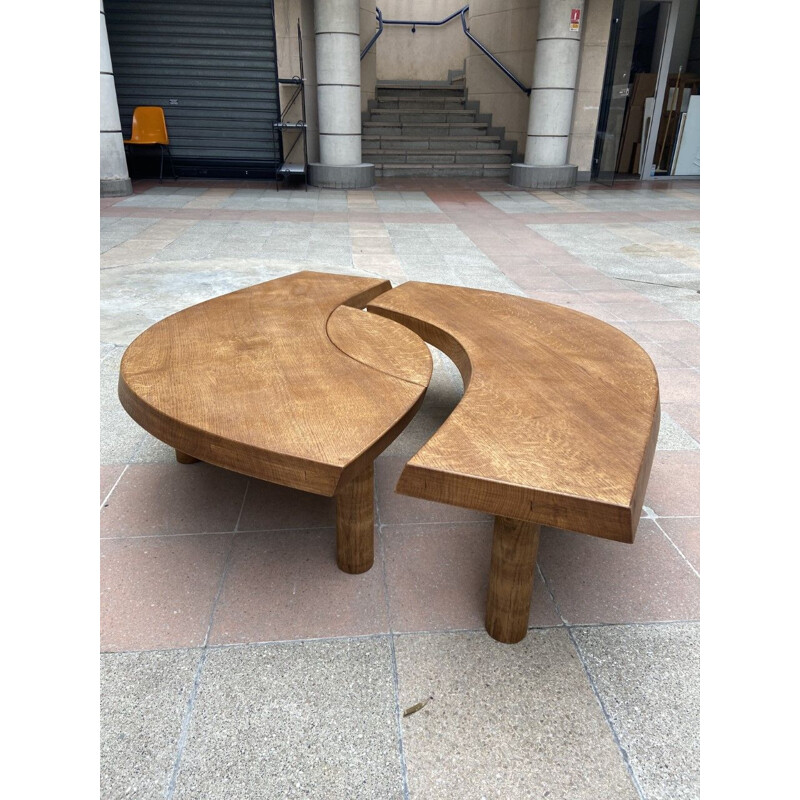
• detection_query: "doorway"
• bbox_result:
[592,0,699,184]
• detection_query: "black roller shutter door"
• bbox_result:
[105,0,280,178]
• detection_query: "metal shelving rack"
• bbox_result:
[273,20,308,190]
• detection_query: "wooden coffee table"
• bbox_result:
[119,271,660,644]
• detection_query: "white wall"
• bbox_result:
[376,1,469,81]
[466,0,540,159]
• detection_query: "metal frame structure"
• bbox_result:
[273,20,309,190]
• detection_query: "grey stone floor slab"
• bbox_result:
[375,192,442,213]
[656,410,700,451]
[478,191,557,213]
[100,259,282,345]
[572,622,700,800]
[101,217,160,252]
[393,629,639,800]
[101,347,145,463]
[101,648,201,800]
[172,638,404,799]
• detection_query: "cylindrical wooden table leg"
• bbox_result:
[335,464,374,574]
[485,516,541,644]
[175,450,200,464]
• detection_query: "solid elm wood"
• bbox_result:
[368,281,659,643]
[327,306,431,387]
[335,464,374,574]
[368,281,660,544]
[485,517,541,644]
[119,271,433,573]
[175,450,199,464]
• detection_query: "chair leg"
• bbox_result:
[159,145,164,184]
[125,144,134,180]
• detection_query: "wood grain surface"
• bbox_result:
[367,282,660,542]
[119,271,431,496]
[335,464,375,574]
[485,517,541,644]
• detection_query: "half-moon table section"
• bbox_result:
[367,281,660,642]
[118,271,433,573]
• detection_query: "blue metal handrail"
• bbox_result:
[360,5,531,96]
[459,9,530,96]
[381,5,467,28]
[360,7,384,60]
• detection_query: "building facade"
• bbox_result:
[100,0,699,194]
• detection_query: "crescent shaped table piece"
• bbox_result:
[367,282,660,643]
[118,271,432,574]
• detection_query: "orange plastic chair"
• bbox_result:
[124,106,176,182]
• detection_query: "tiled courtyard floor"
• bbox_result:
[100,177,700,800]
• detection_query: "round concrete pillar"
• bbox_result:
[308,0,374,188]
[100,1,131,196]
[510,0,584,189]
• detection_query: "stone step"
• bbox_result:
[372,96,467,110]
[375,83,465,98]
[363,121,489,137]
[375,163,511,178]
[364,149,512,164]
[367,109,478,124]
[362,135,503,151]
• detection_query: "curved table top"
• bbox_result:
[367,282,660,542]
[119,272,432,496]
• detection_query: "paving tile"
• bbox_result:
[208,528,388,644]
[101,648,201,800]
[656,409,699,451]
[237,479,336,532]
[637,340,693,369]
[376,455,489,525]
[657,516,700,572]
[101,533,232,652]
[537,520,699,624]
[597,300,681,322]
[382,400,456,462]
[394,629,639,800]
[173,639,404,799]
[662,299,700,321]
[100,464,125,504]
[629,320,700,342]
[572,623,700,800]
[100,347,146,464]
[383,521,561,632]
[129,432,179,463]
[663,402,700,442]
[100,463,248,537]
[646,450,701,517]
[657,367,700,404]
[658,335,700,367]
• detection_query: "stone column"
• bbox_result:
[100,0,131,196]
[510,0,584,189]
[308,0,374,188]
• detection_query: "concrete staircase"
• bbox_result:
[363,77,514,178]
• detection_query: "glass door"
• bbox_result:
[591,0,637,186]
[592,0,679,184]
